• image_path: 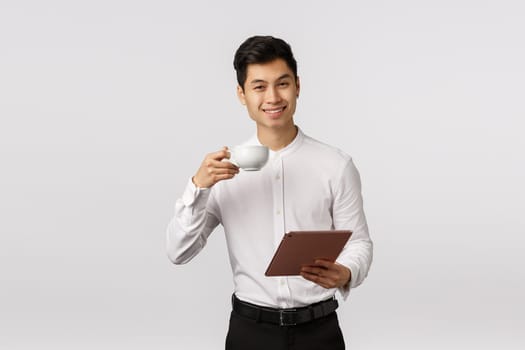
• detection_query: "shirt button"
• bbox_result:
[276,209,281,215]
[276,174,281,180]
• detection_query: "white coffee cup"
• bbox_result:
[229,145,269,171]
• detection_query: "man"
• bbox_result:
[167,35,373,349]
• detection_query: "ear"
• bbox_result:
[295,76,301,98]
[237,85,246,105]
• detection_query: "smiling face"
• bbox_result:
[237,58,300,134]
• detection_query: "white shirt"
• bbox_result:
[167,128,373,308]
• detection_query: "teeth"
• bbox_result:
[265,108,284,113]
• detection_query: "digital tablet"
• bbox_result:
[264,230,352,276]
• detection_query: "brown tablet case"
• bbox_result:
[264,230,352,276]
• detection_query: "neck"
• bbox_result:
[257,124,298,151]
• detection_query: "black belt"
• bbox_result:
[232,294,339,327]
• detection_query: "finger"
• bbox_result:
[301,263,334,274]
[207,167,239,177]
[301,265,325,275]
[202,159,238,174]
[300,271,336,289]
[300,265,322,274]
[301,266,337,281]
[212,173,237,182]
[313,259,336,269]
[208,159,238,169]
[207,148,230,161]
[206,172,237,186]
[223,146,231,160]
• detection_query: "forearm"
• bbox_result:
[166,178,219,264]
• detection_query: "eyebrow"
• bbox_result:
[249,74,293,85]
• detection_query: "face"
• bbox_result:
[237,58,300,132]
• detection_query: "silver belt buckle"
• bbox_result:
[279,309,297,326]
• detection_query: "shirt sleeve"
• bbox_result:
[166,178,221,264]
[333,159,373,299]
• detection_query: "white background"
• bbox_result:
[1,0,524,349]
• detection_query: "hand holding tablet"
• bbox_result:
[265,230,352,277]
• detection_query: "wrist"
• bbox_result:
[343,266,351,287]
[192,176,203,188]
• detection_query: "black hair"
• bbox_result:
[233,35,298,89]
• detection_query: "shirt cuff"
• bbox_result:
[181,177,211,210]
[336,260,359,301]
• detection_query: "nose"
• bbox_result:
[265,86,282,104]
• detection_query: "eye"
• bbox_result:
[278,81,289,87]
[254,85,265,91]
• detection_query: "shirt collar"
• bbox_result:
[243,126,305,158]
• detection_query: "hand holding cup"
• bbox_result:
[192,147,240,188]
[192,145,269,188]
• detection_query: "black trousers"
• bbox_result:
[225,308,346,350]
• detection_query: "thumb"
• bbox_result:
[222,146,231,159]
